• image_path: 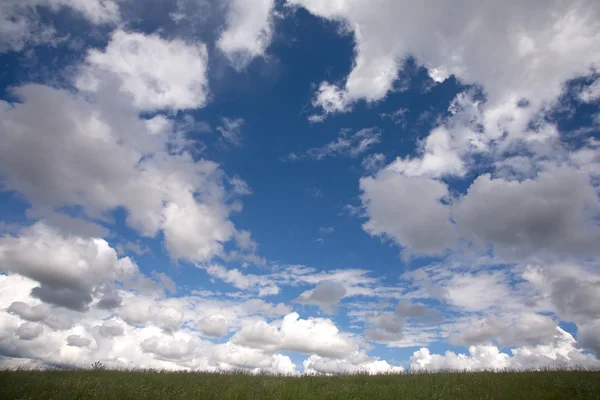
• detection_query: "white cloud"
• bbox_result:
[579,77,600,103]
[198,315,229,338]
[363,301,441,344]
[66,334,91,348]
[296,281,347,313]
[289,0,600,119]
[289,128,381,160]
[200,264,280,296]
[303,352,403,375]
[380,108,409,126]
[359,170,455,256]
[218,0,276,69]
[0,272,300,373]
[120,301,184,333]
[0,83,243,263]
[212,343,296,374]
[358,164,600,260]
[364,311,404,342]
[442,270,516,313]
[361,153,386,174]
[96,320,125,338]
[450,313,558,348]
[16,322,43,341]
[78,30,209,112]
[387,126,465,178]
[453,168,600,260]
[217,117,245,146]
[0,223,138,311]
[0,0,120,52]
[411,328,600,371]
[232,312,358,359]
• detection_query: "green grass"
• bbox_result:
[1,369,599,399]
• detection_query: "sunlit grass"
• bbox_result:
[1,367,599,399]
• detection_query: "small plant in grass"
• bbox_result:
[91,361,106,371]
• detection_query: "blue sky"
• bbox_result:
[0,0,600,373]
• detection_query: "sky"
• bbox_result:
[0,0,600,374]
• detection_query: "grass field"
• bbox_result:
[1,369,599,399]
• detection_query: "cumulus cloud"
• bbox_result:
[0,0,120,52]
[77,29,209,112]
[364,311,404,342]
[119,301,184,333]
[289,0,600,118]
[411,328,600,371]
[0,223,138,311]
[96,320,125,338]
[359,164,600,260]
[296,281,347,313]
[304,352,403,375]
[450,313,558,348]
[0,273,300,373]
[232,312,358,359]
[522,264,600,324]
[386,126,466,178]
[198,315,229,338]
[360,170,455,256]
[7,301,71,330]
[16,322,43,341]
[218,0,276,69]
[66,335,92,348]
[0,82,243,263]
[364,301,441,343]
[453,168,600,260]
[579,77,600,103]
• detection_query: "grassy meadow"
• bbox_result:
[1,369,599,399]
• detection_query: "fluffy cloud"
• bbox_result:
[395,301,441,319]
[0,0,120,52]
[578,320,600,357]
[77,30,209,112]
[66,335,92,348]
[360,170,455,255]
[198,315,229,338]
[412,328,600,371]
[386,127,466,178]
[359,165,600,260]
[16,322,43,341]
[96,321,125,338]
[0,273,299,373]
[232,312,358,359]
[450,313,558,348]
[453,168,600,260]
[296,281,347,313]
[303,352,403,375]
[364,301,441,343]
[0,223,138,311]
[579,77,600,103]
[522,263,600,324]
[0,82,242,263]
[120,301,184,333]
[7,302,71,330]
[218,0,276,69]
[289,0,600,118]
[364,312,404,343]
